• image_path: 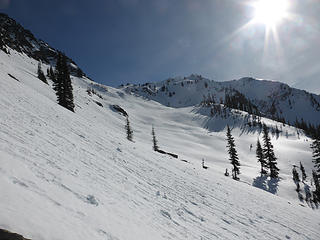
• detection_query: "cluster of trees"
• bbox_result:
[225,124,280,181]
[224,91,260,116]
[269,113,320,139]
[311,138,320,202]
[291,137,320,205]
[202,88,320,139]
[294,118,320,139]
[291,162,306,192]
[201,94,216,107]
[226,121,320,206]
[36,52,75,112]
[257,124,279,178]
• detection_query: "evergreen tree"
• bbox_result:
[299,161,307,182]
[37,61,47,84]
[312,170,320,203]
[262,124,279,178]
[226,126,240,180]
[292,166,300,192]
[311,138,320,176]
[125,117,133,141]
[256,139,267,174]
[53,53,75,112]
[76,67,84,78]
[152,126,159,151]
[49,66,55,81]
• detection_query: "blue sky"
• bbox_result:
[1,0,320,93]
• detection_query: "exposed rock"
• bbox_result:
[0,229,30,240]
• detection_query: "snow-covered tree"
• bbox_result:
[292,166,300,192]
[125,117,133,141]
[152,126,159,151]
[47,66,55,81]
[262,124,279,178]
[312,170,320,203]
[226,126,240,180]
[311,138,320,176]
[37,61,47,84]
[299,161,307,182]
[256,139,267,174]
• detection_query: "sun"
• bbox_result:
[253,0,289,27]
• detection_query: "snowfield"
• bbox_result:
[0,50,319,240]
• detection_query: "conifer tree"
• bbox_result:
[53,52,75,112]
[292,166,300,192]
[256,139,267,174]
[226,126,240,180]
[152,126,159,151]
[37,61,47,84]
[299,161,307,182]
[49,66,55,81]
[262,124,279,178]
[312,170,320,203]
[311,138,320,176]
[125,117,133,141]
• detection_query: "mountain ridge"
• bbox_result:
[122,74,320,136]
[0,13,86,78]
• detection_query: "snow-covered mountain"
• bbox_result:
[123,74,320,131]
[0,14,319,240]
[0,13,85,78]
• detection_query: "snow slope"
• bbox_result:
[0,50,319,240]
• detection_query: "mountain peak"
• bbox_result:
[0,13,86,78]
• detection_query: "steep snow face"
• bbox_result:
[123,75,320,127]
[0,51,320,240]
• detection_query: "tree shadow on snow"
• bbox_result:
[252,175,280,194]
[191,106,264,135]
[302,183,318,209]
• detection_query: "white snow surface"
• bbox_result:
[0,51,319,240]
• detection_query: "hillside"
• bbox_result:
[0,47,320,239]
[0,14,320,240]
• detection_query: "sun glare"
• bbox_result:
[253,0,289,27]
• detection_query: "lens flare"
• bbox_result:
[253,0,289,27]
